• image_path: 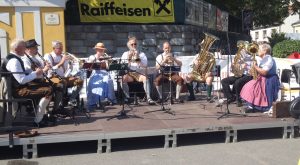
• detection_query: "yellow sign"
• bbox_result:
[78,0,174,23]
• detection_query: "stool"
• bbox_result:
[128,81,145,105]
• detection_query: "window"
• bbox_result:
[255,31,259,40]
[263,30,267,39]
[271,28,277,34]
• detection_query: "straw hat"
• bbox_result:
[94,42,106,49]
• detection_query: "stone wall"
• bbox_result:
[66,24,250,66]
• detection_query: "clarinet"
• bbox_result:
[25,53,55,86]
[37,52,63,80]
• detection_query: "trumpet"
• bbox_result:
[129,49,141,62]
[98,53,112,61]
[165,51,174,64]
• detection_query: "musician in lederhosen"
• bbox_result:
[86,42,116,111]
[2,39,52,127]
[154,41,184,103]
[121,36,155,105]
[185,54,214,102]
[23,39,64,118]
[44,40,83,106]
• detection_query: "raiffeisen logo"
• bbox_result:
[80,2,151,17]
[78,0,174,23]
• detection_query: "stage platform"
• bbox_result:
[0,96,299,158]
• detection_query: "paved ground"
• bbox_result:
[1,137,300,165]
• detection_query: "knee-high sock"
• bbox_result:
[156,85,162,99]
[206,85,212,97]
[176,85,182,99]
[121,82,130,98]
[143,80,151,99]
[35,97,50,123]
[186,83,195,98]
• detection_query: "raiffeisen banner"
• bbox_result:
[78,0,175,23]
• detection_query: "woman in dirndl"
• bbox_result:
[240,43,280,113]
[86,42,116,111]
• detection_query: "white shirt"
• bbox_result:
[6,53,37,84]
[258,54,273,71]
[156,52,180,67]
[22,54,45,79]
[121,50,147,71]
[44,52,69,77]
[240,51,254,74]
[156,52,181,73]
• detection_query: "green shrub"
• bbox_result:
[268,32,289,48]
[272,40,300,58]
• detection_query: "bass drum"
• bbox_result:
[289,96,300,119]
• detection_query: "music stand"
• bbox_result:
[218,33,246,119]
[164,66,181,105]
[145,65,180,115]
[107,62,142,120]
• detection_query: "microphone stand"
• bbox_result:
[144,54,174,115]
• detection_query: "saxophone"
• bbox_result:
[231,41,247,77]
[190,33,219,82]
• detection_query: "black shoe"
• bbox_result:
[206,97,214,103]
[237,101,243,107]
[244,107,255,113]
[124,98,134,104]
[46,113,57,123]
[147,99,155,105]
[225,97,236,104]
[33,120,48,128]
[174,98,184,103]
[187,96,196,101]
[156,98,163,103]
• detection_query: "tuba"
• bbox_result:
[64,52,85,69]
[246,42,259,80]
[190,32,219,82]
[63,52,85,77]
[231,41,248,77]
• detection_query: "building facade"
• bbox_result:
[250,13,300,42]
[0,0,67,57]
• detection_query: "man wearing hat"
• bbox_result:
[2,38,53,128]
[44,40,83,107]
[86,42,116,111]
[23,39,64,121]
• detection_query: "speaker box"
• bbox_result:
[272,101,291,118]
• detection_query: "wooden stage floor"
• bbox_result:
[0,95,299,158]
